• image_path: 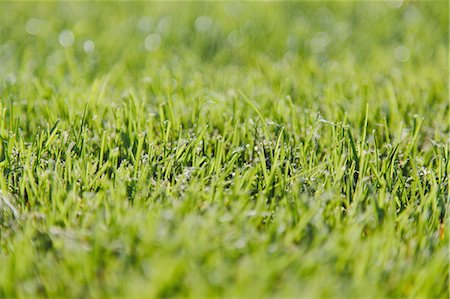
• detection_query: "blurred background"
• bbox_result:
[1,2,447,76]
[0,2,448,138]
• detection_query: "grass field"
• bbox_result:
[0,1,449,298]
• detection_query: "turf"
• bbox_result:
[0,1,449,298]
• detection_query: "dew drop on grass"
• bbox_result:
[58,30,74,47]
[246,210,257,217]
[144,33,161,52]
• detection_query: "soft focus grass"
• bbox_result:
[0,2,449,298]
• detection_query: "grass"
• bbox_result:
[0,1,449,298]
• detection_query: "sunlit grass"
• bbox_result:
[0,2,448,298]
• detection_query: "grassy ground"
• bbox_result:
[0,2,449,298]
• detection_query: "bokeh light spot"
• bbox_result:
[58,30,75,47]
[195,16,213,33]
[25,18,43,35]
[394,46,410,62]
[83,40,95,52]
[145,33,161,51]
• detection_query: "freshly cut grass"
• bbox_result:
[0,2,448,298]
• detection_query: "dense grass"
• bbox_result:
[0,2,449,298]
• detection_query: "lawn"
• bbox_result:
[0,1,449,298]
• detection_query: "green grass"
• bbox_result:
[0,1,449,298]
